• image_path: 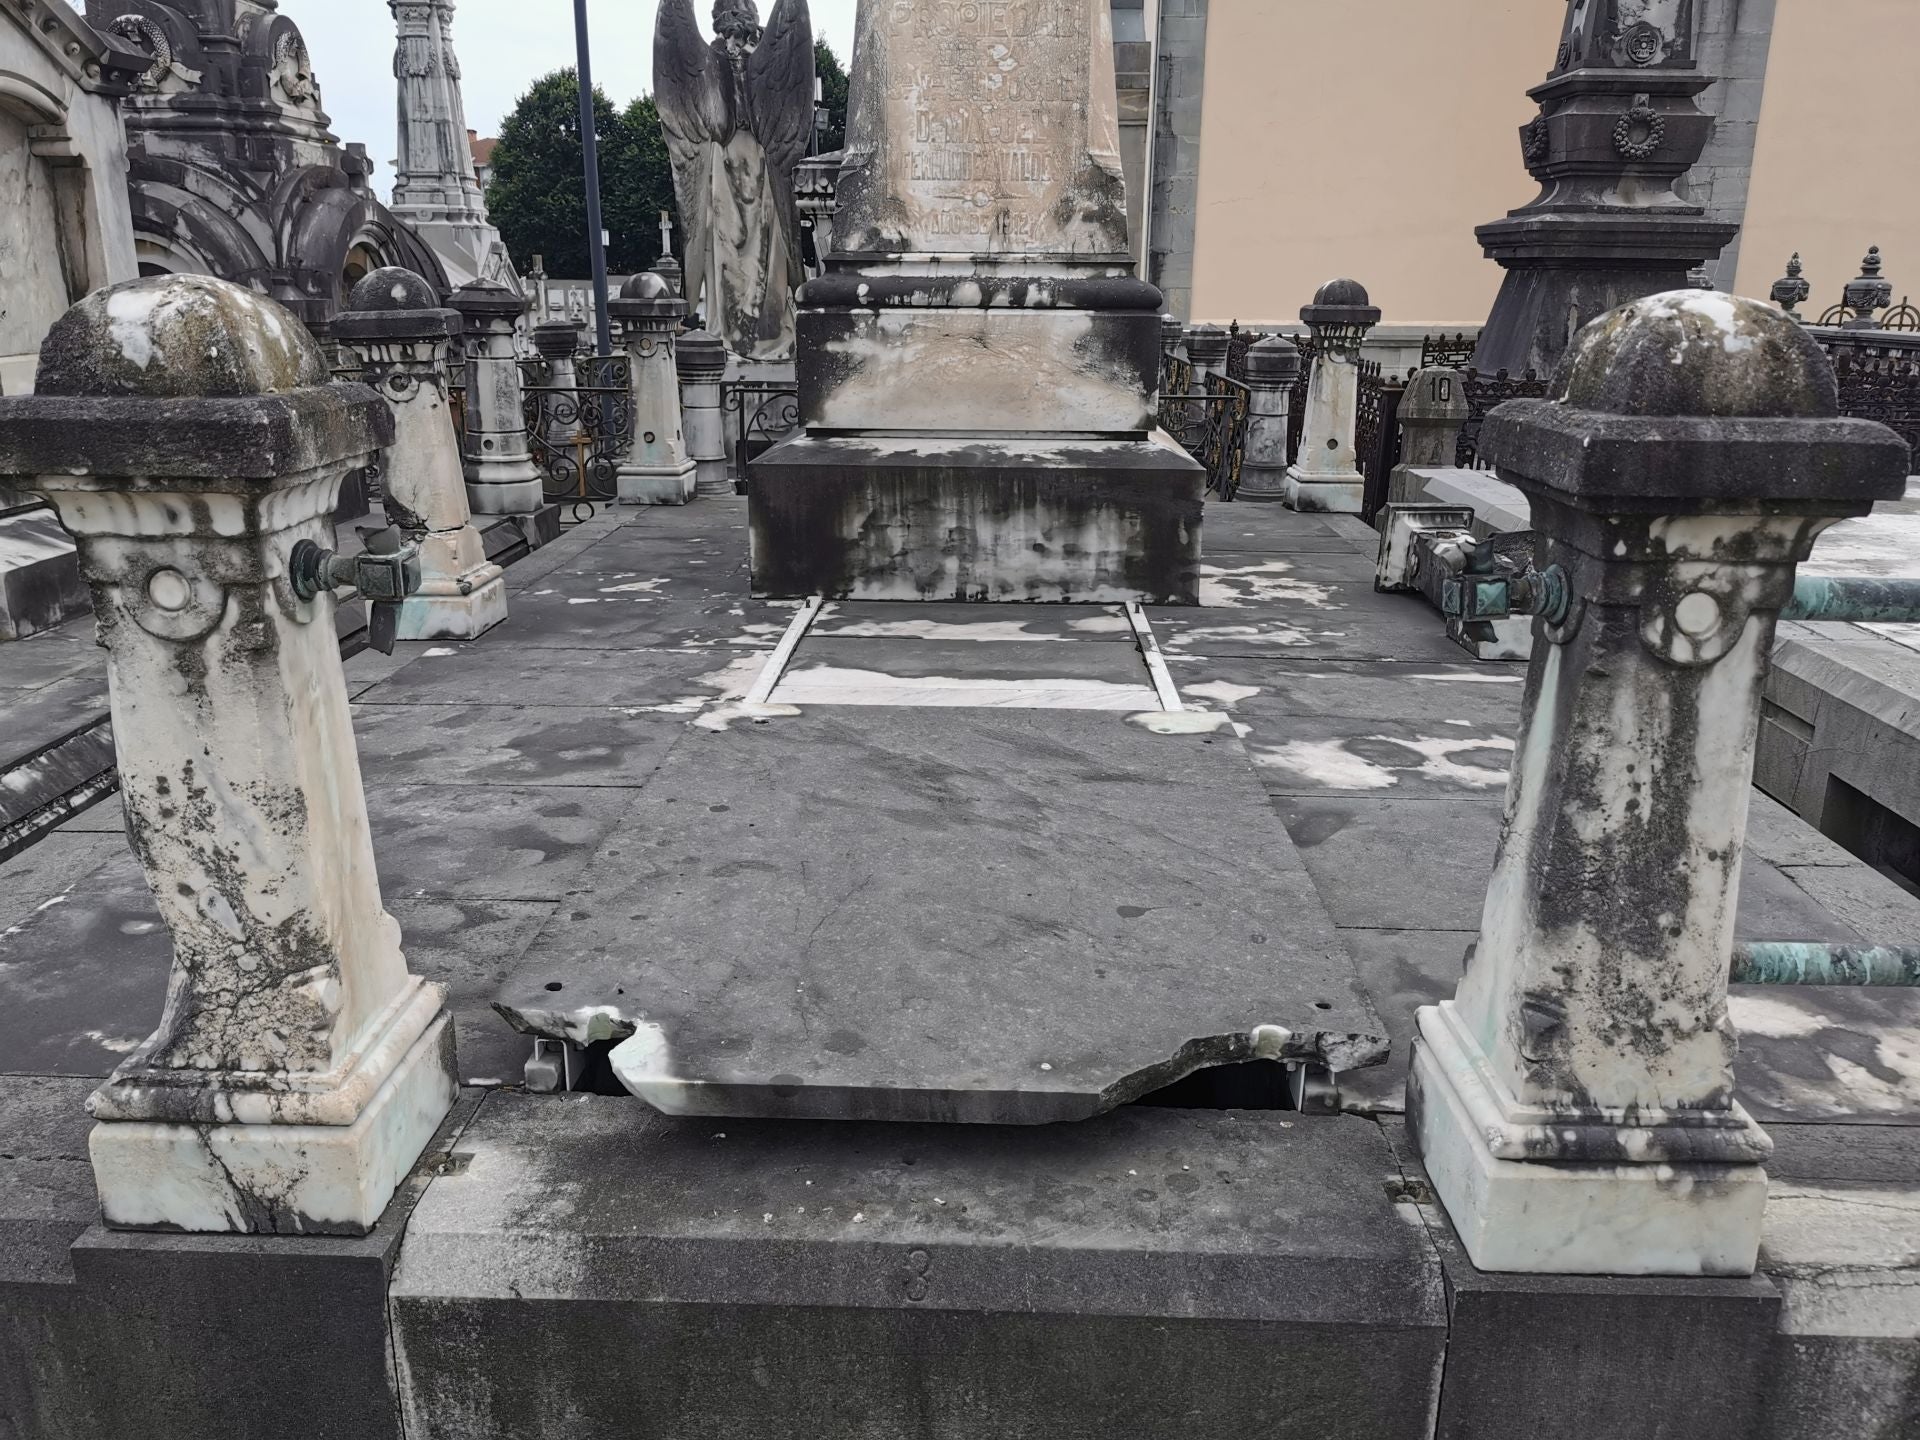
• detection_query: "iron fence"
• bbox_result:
[724,380,801,489]
[1356,360,1410,522]
[1158,370,1252,500]
[1457,366,1551,469]
[521,354,634,516]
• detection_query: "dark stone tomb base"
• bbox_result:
[749,433,1204,604]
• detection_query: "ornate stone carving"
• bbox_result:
[271,29,318,107]
[107,13,170,91]
[1611,93,1665,160]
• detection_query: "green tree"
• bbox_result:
[605,95,680,270]
[486,70,654,277]
[814,39,848,152]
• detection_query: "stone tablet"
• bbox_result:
[836,0,1129,260]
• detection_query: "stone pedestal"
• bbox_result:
[611,272,695,506]
[1285,279,1379,515]
[1409,290,1911,1275]
[531,320,583,453]
[1184,323,1228,382]
[0,275,459,1234]
[450,280,544,520]
[1472,1,1738,377]
[335,269,507,641]
[676,331,729,499]
[1386,365,1469,508]
[1237,336,1302,502]
[751,0,1203,603]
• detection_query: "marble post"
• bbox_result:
[450,279,543,520]
[1184,323,1228,382]
[1159,313,1185,389]
[1386,365,1470,507]
[610,272,695,506]
[1284,279,1380,514]
[334,267,508,640]
[531,320,583,453]
[676,330,729,499]
[1236,336,1302,502]
[1409,291,1911,1276]
[0,275,459,1234]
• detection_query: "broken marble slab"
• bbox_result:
[494,708,1387,1124]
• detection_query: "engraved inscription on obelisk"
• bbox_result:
[838,0,1129,258]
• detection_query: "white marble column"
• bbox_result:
[1236,336,1301,502]
[1409,291,1911,1276]
[335,267,508,640]
[531,320,584,454]
[676,331,729,498]
[1183,323,1228,382]
[0,274,458,1234]
[1284,279,1379,515]
[450,279,544,519]
[611,272,696,505]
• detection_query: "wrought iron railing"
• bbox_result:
[1830,352,1920,453]
[1356,360,1411,522]
[1457,366,1550,469]
[521,354,634,516]
[1420,332,1479,369]
[1158,370,1251,500]
[723,380,800,489]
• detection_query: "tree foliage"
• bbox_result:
[485,41,851,280]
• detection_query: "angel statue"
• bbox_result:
[655,0,815,363]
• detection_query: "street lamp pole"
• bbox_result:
[572,0,613,358]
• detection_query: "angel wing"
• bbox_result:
[746,0,815,277]
[654,0,731,313]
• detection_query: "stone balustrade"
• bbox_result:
[1409,290,1911,1275]
[0,274,459,1234]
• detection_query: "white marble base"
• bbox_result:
[465,477,545,516]
[1283,470,1365,514]
[89,1012,458,1236]
[694,458,731,498]
[618,462,697,506]
[1408,1018,1768,1277]
[394,569,509,641]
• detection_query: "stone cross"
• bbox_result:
[0,275,459,1234]
[1387,365,1469,506]
[334,267,508,640]
[1409,291,1911,1276]
[450,279,543,520]
[1236,336,1302,503]
[675,330,729,498]
[610,271,695,505]
[1285,278,1380,514]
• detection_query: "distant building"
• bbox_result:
[470,131,498,191]
[1124,0,1920,327]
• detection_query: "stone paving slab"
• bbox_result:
[0,622,97,692]
[357,643,764,710]
[496,708,1384,1123]
[350,703,691,790]
[772,636,1160,710]
[1148,580,1470,663]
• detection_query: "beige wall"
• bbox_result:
[1733,0,1920,311]
[1189,0,1562,327]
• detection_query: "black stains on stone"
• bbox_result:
[1116,905,1149,919]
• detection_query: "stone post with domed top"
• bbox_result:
[334,267,508,640]
[1284,278,1380,514]
[1409,290,1910,1276]
[0,274,459,1235]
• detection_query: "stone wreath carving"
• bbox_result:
[1522,113,1550,165]
[1612,94,1664,161]
[273,31,317,104]
[108,14,171,92]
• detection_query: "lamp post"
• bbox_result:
[572,0,612,358]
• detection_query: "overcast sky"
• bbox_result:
[288,0,859,198]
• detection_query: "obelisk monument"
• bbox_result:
[749,0,1202,603]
